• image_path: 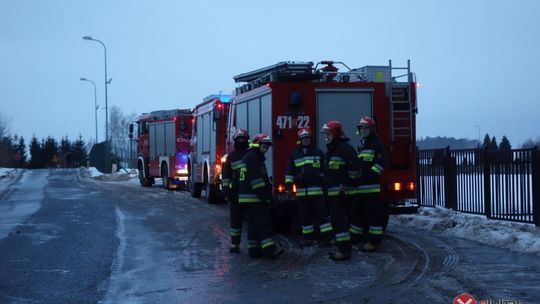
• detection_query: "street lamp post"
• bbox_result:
[83,35,112,172]
[474,125,481,147]
[80,77,99,143]
[82,35,109,147]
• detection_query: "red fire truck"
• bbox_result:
[224,60,418,217]
[134,109,193,190]
[189,95,230,203]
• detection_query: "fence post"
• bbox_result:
[416,147,421,205]
[483,148,491,219]
[532,146,540,226]
[444,146,457,210]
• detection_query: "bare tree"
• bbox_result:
[0,114,11,139]
[109,106,137,168]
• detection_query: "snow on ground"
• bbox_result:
[392,206,540,256]
[83,167,139,183]
[0,168,16,180]
[0,168,19,194]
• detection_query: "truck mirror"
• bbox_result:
[129,123,134,134]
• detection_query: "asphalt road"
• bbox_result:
[0,169,538,304]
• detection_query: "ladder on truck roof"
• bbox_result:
[149,109,192,121]
[389,60,415,147]
[233,61,314,83]
[234,62,314,93]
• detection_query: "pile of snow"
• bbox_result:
[82,167,139,182]
[392,206,540,256]
[0,168,16,181]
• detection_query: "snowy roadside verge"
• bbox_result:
[0,168,22,197]
[79,167,139,183]
[391,206,540,256]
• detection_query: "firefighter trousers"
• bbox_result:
[296,196,333,243]
[329,194,352,255]
[245,202,279,258]
[229,196,244,245]
[352,193,384,245]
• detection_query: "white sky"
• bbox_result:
[1,0,539,146]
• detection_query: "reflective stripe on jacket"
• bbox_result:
[238,148,272,204]
[323,138,358,196]
[285,146,325,197]
[356,133,386,194]
[221,149,246,198]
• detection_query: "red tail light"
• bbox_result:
[277,184,284,193]
[408,182,415,191]
[292,184,297,193]
[393,182,402,191]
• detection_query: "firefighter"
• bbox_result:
[321,121,359,261]
[352,116,387,252]
[238,133,284,259]
[285,127,333,247]
[222,129,250,253]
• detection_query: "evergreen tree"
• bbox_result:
[499,136,512,150]
[60,136,71,155]
[0,135,13,167]
[72,135,88,167]
[42,136,59,167]
[482,134,491,148]
[9,135,26,168]
[488,136,498,150]
[29,135,43,168]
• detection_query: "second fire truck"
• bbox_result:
[133,109,193,190]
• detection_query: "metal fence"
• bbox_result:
[417,147,540,226]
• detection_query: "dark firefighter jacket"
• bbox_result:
[285,146,325,197]
[238,148,272,204]
[323,138,359,197]
[356,133,386,194]
[221,149,246,199]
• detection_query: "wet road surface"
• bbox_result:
[0,169,538,303]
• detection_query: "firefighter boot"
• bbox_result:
[229,244,240,253]
[360,242,378,252]
[328,250,351,261]
[329,241,351,260]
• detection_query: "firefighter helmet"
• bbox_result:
[232,128,249,141]
[358,116,376,128]
[321,120,346,138]
[252,133,272,146]
[297,127,312,139]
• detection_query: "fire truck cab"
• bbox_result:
[135,109,192,190]
[226,60,418,216]
[189,94,230,203]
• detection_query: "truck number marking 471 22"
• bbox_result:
[276,115,310,129]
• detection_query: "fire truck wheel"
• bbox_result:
[138,164,152,187]
[162,167,171,190]
[206,183,219,204]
